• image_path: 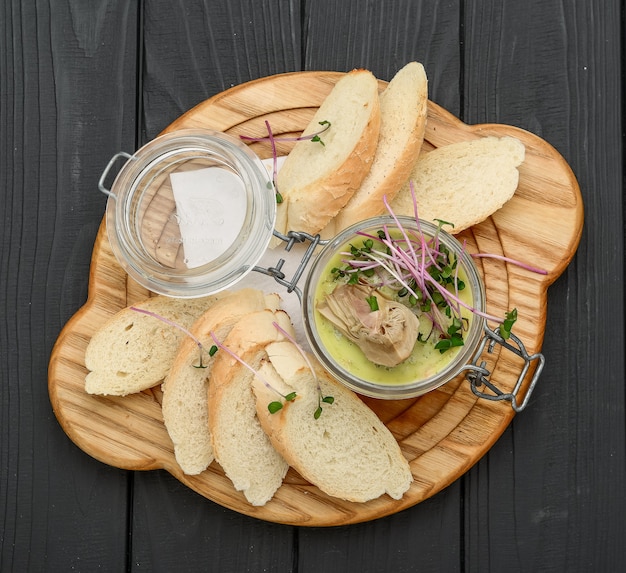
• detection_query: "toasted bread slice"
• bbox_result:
[84,294,227,396]
[252,341,413,503]
[332,62,429,232]
[274,69,380,238]
[161,289,280,475]
[208,309,294,506]
[390,135,526,233]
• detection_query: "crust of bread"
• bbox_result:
[390,135,526,233]
[207,309,294,505]
[161,289,279,475]
[333,62,429,231]
[274,69,381,237]
[84,293,227,396]
[252,342,413,503]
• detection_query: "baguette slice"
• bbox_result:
[253,341,413,503]
[390,135,526,233]
[161,289,280,475]
[208,309,294,506]
[274,69,381,239]
[84,294,226,396]
[332,62,429,232]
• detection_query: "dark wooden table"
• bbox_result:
[2,1,624,571]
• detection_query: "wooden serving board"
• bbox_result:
[48,71,583,526]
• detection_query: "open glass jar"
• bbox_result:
[99,129,276,297]
[301,217,486,400]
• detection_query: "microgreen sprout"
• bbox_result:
[499,308,518,340]
[271,321,334,419]
[240,120,331,147]
[325,190,541,353]
[129,306,212,368]
[240,120,331,204]
[365,295,379,312]
[471,253,548,275]
[209,331,296,414]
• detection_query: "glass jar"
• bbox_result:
[301,217,486,400]
[100,129,276,297]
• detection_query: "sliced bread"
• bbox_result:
[389,135,526,233]
[274,69,381,238]
[161,289,280,475]
[332,62,429,232]
[208,309,295,506]
[252,341,413,503]
[84,293,227,396]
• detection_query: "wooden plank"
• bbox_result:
[141,0,302,138]
[297,2,467,571]
[127,0,302,569]
[462,1,626,571]
[0,1,139,571]
[130,471,294,571]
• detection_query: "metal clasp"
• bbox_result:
[253,230,327,300]
[463,325,545,412]
[98,151,132,198]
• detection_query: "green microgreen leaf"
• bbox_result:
[347,272,360,285]
[284,392,297,402]
[432,291,445,307]
[268,401,284,414]
[448,317,463,336]
[499,308,518,340]
[314,395,335,420]
[435,333,464,353]
[365,295,379,312]
[434,218,455,230]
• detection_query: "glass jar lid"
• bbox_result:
[103,129,276,297]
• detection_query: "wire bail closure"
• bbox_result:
[253,230,545,413]
[463,325,545,412]
[253,230,328,300]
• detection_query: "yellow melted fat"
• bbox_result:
[314,241,475,386]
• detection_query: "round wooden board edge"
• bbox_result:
[47,70,584,526]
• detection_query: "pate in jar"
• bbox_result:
[302,217,486,400]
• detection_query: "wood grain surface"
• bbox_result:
[48,71,582,526]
